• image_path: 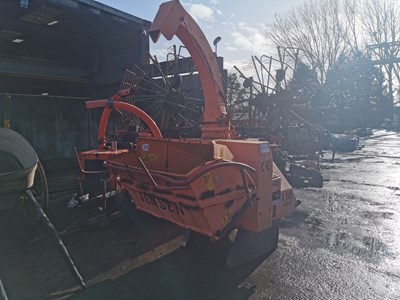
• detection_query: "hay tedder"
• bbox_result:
[78,0,298,268]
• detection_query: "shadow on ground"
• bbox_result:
[0,195,271,300]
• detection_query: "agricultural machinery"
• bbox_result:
[76,0,298,268]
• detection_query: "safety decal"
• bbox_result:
[222,210,233,225]
[203,173,216,190]
[141,143,150,152]
[260,143,269,153]
[141,153,157,162]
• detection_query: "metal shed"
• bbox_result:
[0,0,150,164]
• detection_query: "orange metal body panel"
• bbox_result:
[272,164,297,219]
[106,138,257,239]
[78,149,127,163]
[215,140,274,232]
[106,136,297,237]
[136,138,215,174]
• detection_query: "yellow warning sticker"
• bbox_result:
[203,173,215,190]
[141,153,158,162]
[222,210,233,225]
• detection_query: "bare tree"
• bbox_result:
[336,0,400,75]
[267,0,400,118]
[340,0,400,117]
[266,0,349,84]
[340,0,361,54]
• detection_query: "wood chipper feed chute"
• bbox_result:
[106,136,297,266]
[103,0,298,268]
[105,138,259,239]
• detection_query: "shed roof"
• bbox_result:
[0,0,150,83]
[0,0,151,94]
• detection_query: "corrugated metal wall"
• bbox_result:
[1,93,101,163]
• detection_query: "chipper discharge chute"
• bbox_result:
[104,0,298,268]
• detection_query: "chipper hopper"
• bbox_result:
[103,0,298,268]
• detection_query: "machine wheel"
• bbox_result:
[14,160,49,225]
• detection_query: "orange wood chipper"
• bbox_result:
[82,0,298,268]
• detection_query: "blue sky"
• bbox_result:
[97,0,302,70]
